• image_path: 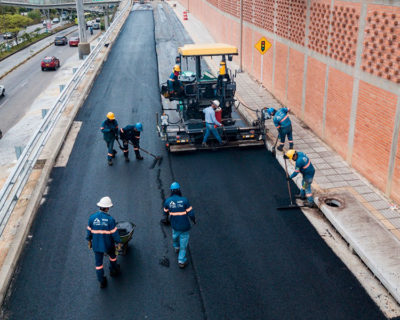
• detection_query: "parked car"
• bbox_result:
[96,17,101,22]
[92,22,100,30]
[3,32,14,40]
[86,20,93,27]
[69,37,80,47]
[54,36,68,46]
[52,17,60,24]
[41,56,60,71]
[0,85,5,96]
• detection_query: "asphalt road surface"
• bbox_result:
[1,7,386,320]
[0,27,99,134]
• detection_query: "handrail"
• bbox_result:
[0,1,130,235]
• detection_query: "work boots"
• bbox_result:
[108,160,113,166]
[135,150,144,160]
[277,144,284,151]
[124,156,130,162]
[295,193,306,200]
[112,149,117,158]
[100,277,107,288]
[305,202,317,208]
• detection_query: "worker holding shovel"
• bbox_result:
[284,150,316,208]
[100,112,119,166]
[118,123,144,162]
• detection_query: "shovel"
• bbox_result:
[271,135,279,157]
[277,157,304,210]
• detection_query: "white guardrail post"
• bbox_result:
[0,1,130,236]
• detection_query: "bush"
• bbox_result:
[27,10,41,23]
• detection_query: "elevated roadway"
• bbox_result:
[0,5,386,320]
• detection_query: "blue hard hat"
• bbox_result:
[267,108,276,115]
[135,122,143,131]
[170,182,180,190]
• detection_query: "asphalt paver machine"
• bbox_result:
[158,43,267,152]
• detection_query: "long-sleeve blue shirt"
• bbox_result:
[273,108,291,129]
[100,119,118,142]
[86,211,121,253]
[203,106,221,126]
[290,152,315,179]
[163,194,195,232]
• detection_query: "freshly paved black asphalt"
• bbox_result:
[1,7,385,320]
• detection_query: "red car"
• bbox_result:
[41,56,60,71]
[69,37,80,47]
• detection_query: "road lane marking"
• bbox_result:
[55,121,82,167]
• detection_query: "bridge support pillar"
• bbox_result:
[104,6,109,30]
[78,43,90,60]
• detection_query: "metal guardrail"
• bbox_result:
[0,1,130,236]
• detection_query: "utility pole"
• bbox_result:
[239,0,243,72]
[76,0,90,59]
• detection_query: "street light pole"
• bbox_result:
[239,0,243,72]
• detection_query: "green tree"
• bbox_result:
[28,10,42,23]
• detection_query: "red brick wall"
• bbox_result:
[325,68,353,159]
[305,57,326,137]
[352,81,397,191]
[274,41,288,103]
[287,49,304,115]
[392,137,400,203]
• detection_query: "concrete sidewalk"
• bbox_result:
[169,1,400,307]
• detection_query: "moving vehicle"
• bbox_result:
[69,37,80,47]
[52,17,60,24]
[92,22,100,30]
[41,56,60,71]
[96,17,101,22]
[158,43,266,152]
[3,32,14,40]
[0,85,5,97]
[54,36,68,46]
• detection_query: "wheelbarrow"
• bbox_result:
[116,221,135,256]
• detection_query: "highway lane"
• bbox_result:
[0,27,99,134]
[1,6,386,320]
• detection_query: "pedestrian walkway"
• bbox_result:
[168,1,400,306]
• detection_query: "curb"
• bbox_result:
[0,4,132,307]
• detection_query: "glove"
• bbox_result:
[88,240,92,249]
[191,217,196,224]
[116,243,123,251]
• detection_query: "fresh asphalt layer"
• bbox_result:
[1,9,385,320]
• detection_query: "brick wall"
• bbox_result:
[178,0,400,203]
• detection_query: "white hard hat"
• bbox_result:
[212,100,220,107]
[97,196,113,208]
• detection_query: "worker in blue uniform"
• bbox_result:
[86,196,122,288]
[285,149,316,208]
[202,100,224,147]
[268,107,293,151]
[163,182,196,268]
[119,123,143,162]
[167,65,183,97]
[100,112,119,166]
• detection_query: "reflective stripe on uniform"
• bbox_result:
[306,193,313,197]
[135,136,140,139]
[87,226,117,234]
[164,208,169,212]
[186,206,193,212]
[108,153,113,157]
[279,115,288,123]
[169,211,187,216]
[96,265,103,270]
[303,160,311,169]
[109,256,117,262]
[123,149,128,153]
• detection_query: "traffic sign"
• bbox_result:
[255,37,272,55]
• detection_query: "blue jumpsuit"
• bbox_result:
[100,119,118,161]
[163,194,195,264]
[273,108,293,149]
[168,72,182,94]
[290,152,315,204]
[119,125,141,159]
[86,210,121,282]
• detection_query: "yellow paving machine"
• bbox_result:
[158,43,267,152]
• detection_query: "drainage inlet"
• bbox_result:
[324,198,343,208]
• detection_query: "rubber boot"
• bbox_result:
[135,150,144,160]
[289,143,294,149]
[108,159,113,166]
[112,149,117,158]
[277,144,284,151]
[124,155,130,162]
[100,277,107,288]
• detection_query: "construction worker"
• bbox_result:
[216,60,231,97]
[100,112,118,166]
[163,182,196,268]
[168,64,183,97]
[268,107,293,151]
[202,100,224,147]
[284,150,316,208]
[86,196,122,288]
[119,123,144,162]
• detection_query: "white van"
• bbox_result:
[52,17,60,24]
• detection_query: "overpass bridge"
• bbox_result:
[0,0,120,9]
